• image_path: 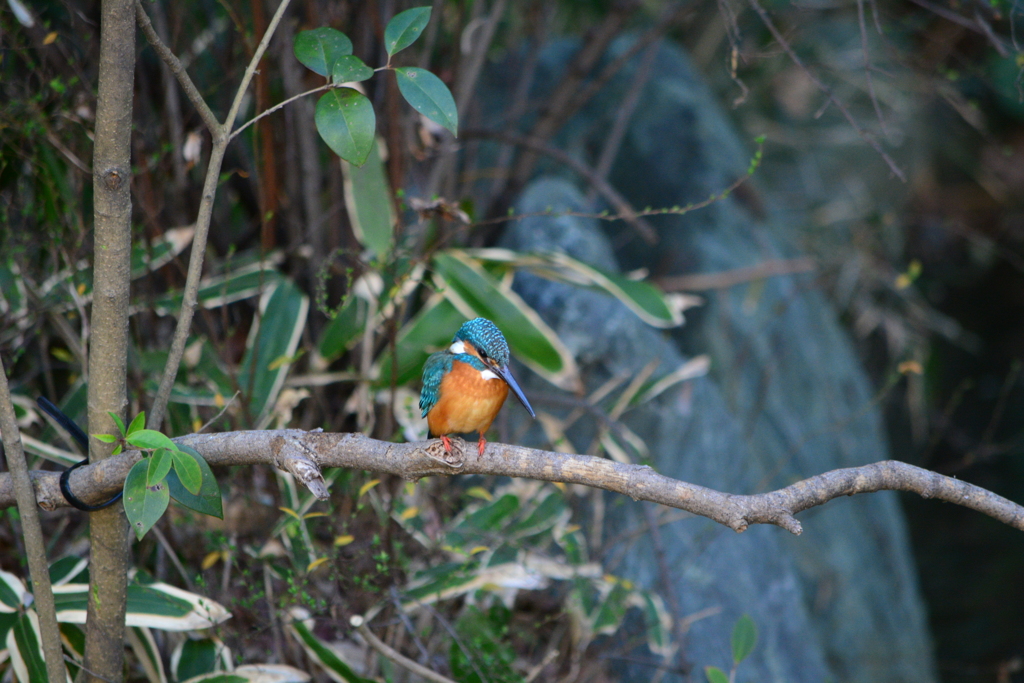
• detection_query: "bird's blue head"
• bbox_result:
[453,318,510,368]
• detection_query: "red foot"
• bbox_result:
[477,434,487,458]
[440,435,453,453]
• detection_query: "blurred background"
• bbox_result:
[2,0,1024,681]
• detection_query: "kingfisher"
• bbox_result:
[419,318,536,457]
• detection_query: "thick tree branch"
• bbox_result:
[4,431,1022,535]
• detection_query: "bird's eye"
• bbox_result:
[479,349,489,360]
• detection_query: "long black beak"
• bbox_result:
[496,364,536,418]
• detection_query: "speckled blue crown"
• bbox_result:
[454,318,510,366]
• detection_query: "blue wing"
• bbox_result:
[419,352,452,417]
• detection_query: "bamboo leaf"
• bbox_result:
[238,279,309,425]
[53,580,231,630]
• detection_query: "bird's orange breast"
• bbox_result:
[426,359,509,436]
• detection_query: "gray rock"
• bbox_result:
[494,37,935,683]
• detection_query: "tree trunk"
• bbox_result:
[84,0,135,678]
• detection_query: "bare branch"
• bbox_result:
[0,360,66,683]
[3,430,1022,535]
[746,0,907,181]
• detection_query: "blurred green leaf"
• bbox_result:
[127,626,166,683]
[432,251,580,391]
[294,27,353,77]
[342,136,393,258]
[331,55,373,83]
[315,88,375,166]
[287,618,372,683]
[705,666,729,683]
[384,6,431,56]
[150,260,282,316]
[238,279,309,424]
[732,613,757,664]
[593,580,630,635]
[124,459,169,540]
[394,67,458,136]
[317,295,367,360]
[173,637,229,681]
[467,248,687,328]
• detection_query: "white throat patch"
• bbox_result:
[479,369,498,381]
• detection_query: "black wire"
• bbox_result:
[36,396,123,512]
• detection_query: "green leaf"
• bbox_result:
[237,279,309,424]
[705,666,729,683]
[126,429,178,452]
[431,251,580,391]
[331,55,373,83]
[8,611,48,683]
[731,613,757,664]
[394,67,458,136]
[93,433,118,443]
[167,445,223,519]
[288,618,373,683]
[342,135,393,258]
[315,88,375,166]
[384,6,431,56]
[124,459,170,540]
[294,27,353,77]
[108,411,126,436]
[127,411,146,436]
[171,449,203,496]
[317,295,367,360]
[593,580,630,635]
[147,448,173,485]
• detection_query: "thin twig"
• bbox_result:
[135,0,220,133]
[351,615,457,683]
[856,0,889,137]
[657,257,816,291]
[230,83,337,142]
[146,0,294,429]
[588,36,661,199]
[465,130,659,244]
[746,0,907,181]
